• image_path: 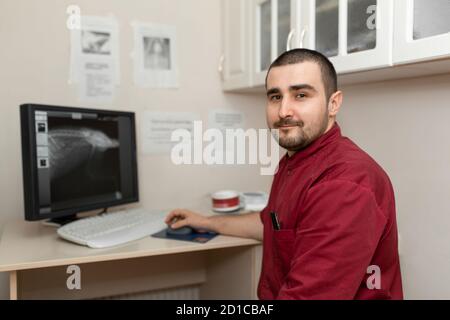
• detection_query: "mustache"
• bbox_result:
[273,119,304,128]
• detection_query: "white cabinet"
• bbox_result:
[300,0,393,74]
[252,0,301,85]
[220,0,450,91]
[220,0,252,91]
[393,0,450,64]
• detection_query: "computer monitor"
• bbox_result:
[20,103,139,223]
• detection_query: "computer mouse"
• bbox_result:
[166,226,194,236]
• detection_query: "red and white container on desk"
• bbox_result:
[211,190,241,213]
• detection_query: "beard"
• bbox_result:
[271,111,329,152]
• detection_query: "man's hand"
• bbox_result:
[165,208,264,241]
[165,209,212,232]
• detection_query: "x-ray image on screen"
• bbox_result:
[21,104,138,221]
[48,127,119,179]
[47,117,122,206]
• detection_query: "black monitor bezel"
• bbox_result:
[20,103,139,221]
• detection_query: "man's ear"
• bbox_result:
[328,91,343,116]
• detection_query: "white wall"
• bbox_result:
[0,0,272,299]
[339,73,450,299]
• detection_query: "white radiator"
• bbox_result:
[99,285,200,300]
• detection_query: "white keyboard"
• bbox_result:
[57,208,168,248]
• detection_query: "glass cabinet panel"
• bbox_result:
[277,0,291,55]
[315,0,339,57]
[413,0,450,40]
[260,0,272,71]
[347,0,377,53]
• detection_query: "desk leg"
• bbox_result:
[10,271,18,300]
[201,245,262,299]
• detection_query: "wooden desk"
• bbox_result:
[0,213,262,300]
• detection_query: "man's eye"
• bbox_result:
[270,95,282,101]
[296,93,306,99]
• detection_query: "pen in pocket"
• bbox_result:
[270,211,281,231]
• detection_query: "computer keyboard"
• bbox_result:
[57,208,168,248]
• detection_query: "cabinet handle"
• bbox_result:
[286,29,295,51]
[299,28,307,49]
[218,54,225,81]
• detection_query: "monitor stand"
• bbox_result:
[43,208,108,227]
[43,214,80,227]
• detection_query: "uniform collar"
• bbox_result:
[284,122,342,168]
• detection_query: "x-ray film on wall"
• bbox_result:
[132,22,179,88]
[143,37,171,70]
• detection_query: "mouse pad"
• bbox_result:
[151,229,218,243]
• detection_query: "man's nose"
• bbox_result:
[278,96,294,119]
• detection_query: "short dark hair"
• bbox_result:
[265,49,338,100]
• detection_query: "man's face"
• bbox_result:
[266,61,331,152]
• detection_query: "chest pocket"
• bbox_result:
[272,228,296,285]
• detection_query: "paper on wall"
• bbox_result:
[141,111,200,155]
[70,16,120,102]
[78,61,114,103]
[132,22,179,88]
[208,109,246,131]
[208,109,246,156]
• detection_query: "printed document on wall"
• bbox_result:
[208,109,246,131]
[141,111,200,155]
[70,16,120,102]
[78,61,114,103]
[208,109,246,155]
[132,22,179,88]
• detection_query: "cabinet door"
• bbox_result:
[301,0,393,74]
[279,0,301,54]
[253,0,300,85]
[393,0,450,64]
[221,0,252,91]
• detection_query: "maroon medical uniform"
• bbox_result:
[258,123,403,300]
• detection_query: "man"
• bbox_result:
[165,49,403,300]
